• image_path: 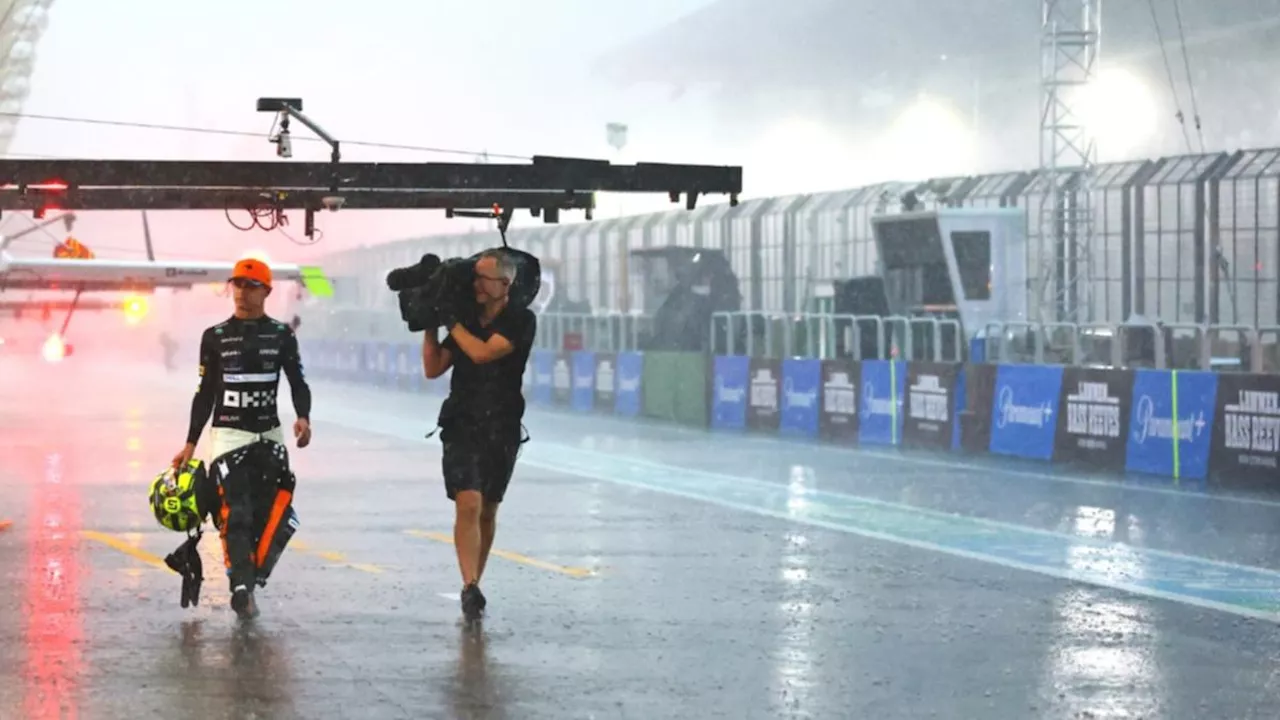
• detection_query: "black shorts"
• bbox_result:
[441,428,523,503]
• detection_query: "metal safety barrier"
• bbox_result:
[980,320,1279,371]
[534,312,650,353]
[709,311,962,362]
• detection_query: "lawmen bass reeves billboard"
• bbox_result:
[1211,372,1280,483]
[1053,366,1134,471]
[819,360,859,441]
[903,362,959,450]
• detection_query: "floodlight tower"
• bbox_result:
[1038,0,1100,324]
[0,0,55,157]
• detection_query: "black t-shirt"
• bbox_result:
[439,305,537,433]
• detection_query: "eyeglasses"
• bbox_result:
[230,277,265,289]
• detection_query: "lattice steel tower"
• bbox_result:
[1038,0,1100,323]
[0,0,55,157]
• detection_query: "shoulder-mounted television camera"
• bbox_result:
[385,207,541,333]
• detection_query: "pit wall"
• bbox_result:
[300,339,1280,489]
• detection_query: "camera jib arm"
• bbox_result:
[0,97,743,238]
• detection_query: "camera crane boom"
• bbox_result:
[0,97,743,239]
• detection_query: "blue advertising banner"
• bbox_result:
[409,342,427,392]
[347,342,364,383]
[780,358,822,438]
[858,360,906,446]
[614,351,644,417]
[711,355,750,430]
[361,342,378,385]
[302,340,322,379]
[315,340,332,380]
[376,343,393,387]
[357,342,370,384]
[988,364,1063,461]
[952,364,966,451]
[571,351,596,412]
[1125,370,1218,480]
[530,350,554,405]
[425,367,451,395]
[394,343,412,391]
[337,342,349,381]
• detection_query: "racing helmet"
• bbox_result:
[148,460,207,532]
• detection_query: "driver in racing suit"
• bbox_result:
[171,257,312,619]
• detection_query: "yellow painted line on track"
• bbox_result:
[80,531,383,575]
[404,529,596,578]
[290,539,384,574]
[80,531,169,571]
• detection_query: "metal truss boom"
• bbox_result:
[1038,0,1100,323]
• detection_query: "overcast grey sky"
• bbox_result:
[9,0,1264,267]
[5,0,724,262]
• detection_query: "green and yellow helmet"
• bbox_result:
[149,460,207,532]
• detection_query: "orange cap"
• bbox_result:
[231,258,272,288]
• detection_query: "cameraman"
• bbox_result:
[422,249,536,621]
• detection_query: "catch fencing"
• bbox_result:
[312,146,1280,330]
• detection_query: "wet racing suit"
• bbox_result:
[186,315,311,593]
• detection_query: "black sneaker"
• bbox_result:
[231,586,259,620]
[461,583,486,621]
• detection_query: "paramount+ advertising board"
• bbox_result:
[570,351,596,412]
[858,360,906,446]
[711,355,750,430]
[779,358,822,438]
[1210,372,1280,483]
[529,349,554,405]
[614,352,643,418]
[988,364,1062,461]
[1125,369,1217,481]
[1053,366,1135,472]
[902,362,960,450]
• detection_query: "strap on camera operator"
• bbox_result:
[420,249,537,621]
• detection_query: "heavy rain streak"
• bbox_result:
[9,1,1280,718]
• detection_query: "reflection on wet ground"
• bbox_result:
[3,356,1280,718]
